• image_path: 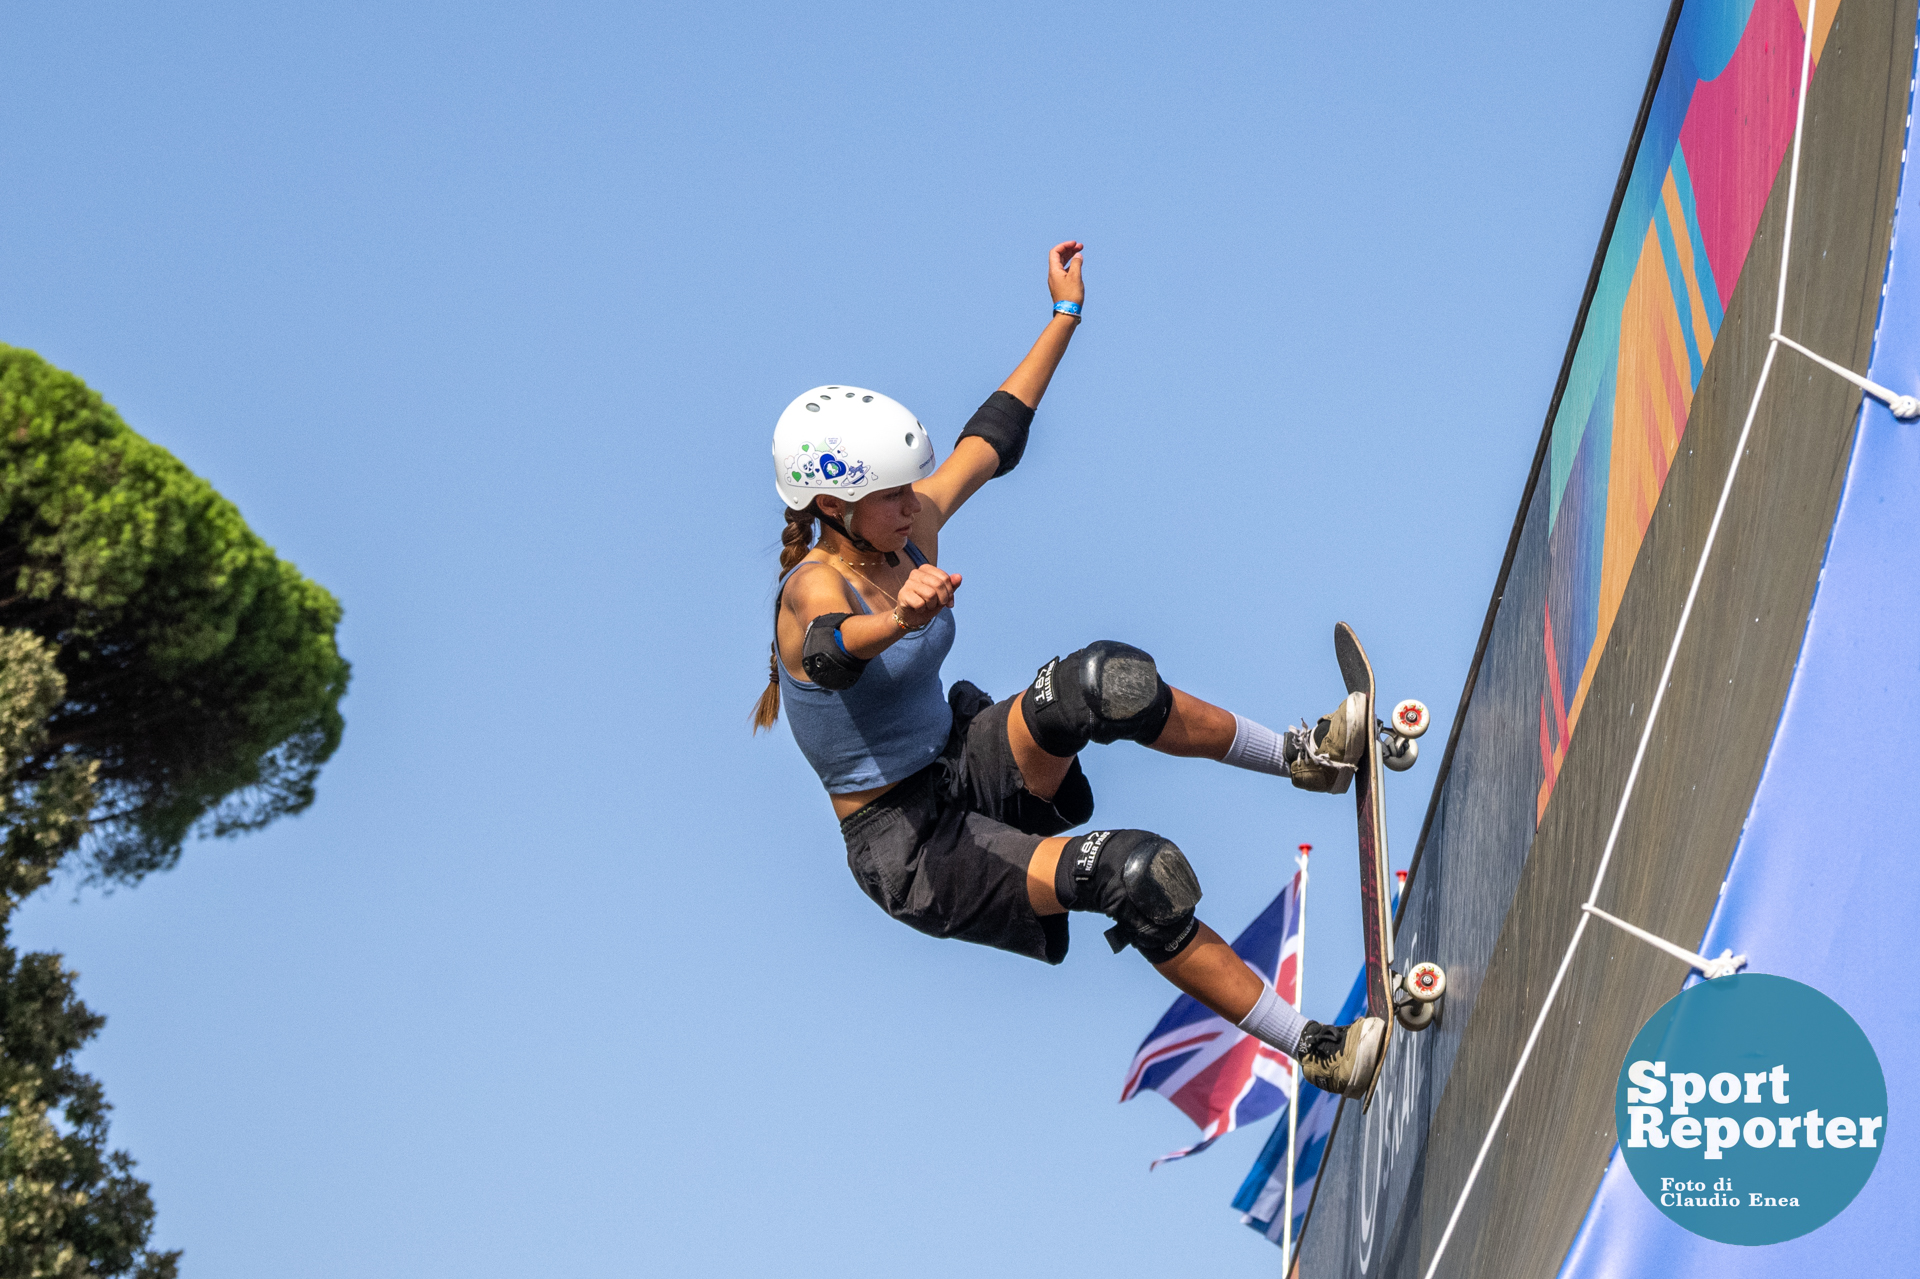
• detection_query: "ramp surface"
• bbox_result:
[1559,16,1920,1273]
[1299,1,1917,1274]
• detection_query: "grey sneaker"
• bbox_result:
[1285,691,1369,793]
[1297,1016,1387,1098]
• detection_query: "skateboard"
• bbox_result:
[1332,622,1445,1109]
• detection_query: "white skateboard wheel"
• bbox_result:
[1396,999,1436,1032]
[1391,699,1430,739]
[1382,736,1418,772]
[1406,961,1446,1003]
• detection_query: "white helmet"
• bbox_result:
[772,385,937,511]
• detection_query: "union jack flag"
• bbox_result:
[1119,869,1304,1167]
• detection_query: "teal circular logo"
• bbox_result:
[1615,974,1886,1244]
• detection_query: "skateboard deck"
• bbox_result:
[1335,621,1394,1109]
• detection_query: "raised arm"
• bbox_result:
[913,241,1085,530]
[999,240,1086,407]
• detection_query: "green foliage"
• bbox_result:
[0,345,350,883]
[0,630,177,1277]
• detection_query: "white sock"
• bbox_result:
[1222,713,1289,776]
[1237,984,1307,1057]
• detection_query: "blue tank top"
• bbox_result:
[779,542,956,793]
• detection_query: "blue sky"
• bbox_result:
[3,2,1670,1274]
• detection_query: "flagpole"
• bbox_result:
[1284,843,1309,1274]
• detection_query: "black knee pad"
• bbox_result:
[1020,641,1174,757]
[1054,828,1202,965]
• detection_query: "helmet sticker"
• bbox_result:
[783,438,870,491]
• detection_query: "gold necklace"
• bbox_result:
[833,557,897,606]
[833,550,890,573]
[830,555,929,633]
[820,527,888,570]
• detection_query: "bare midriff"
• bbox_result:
[830,780,899,822]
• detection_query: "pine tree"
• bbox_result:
[0,346,350,883]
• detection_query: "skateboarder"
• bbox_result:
[753,242,1386,1098]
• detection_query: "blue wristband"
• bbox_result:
[1052,300,1082,317]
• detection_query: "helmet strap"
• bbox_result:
[815,507,900,568]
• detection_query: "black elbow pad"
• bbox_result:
[802,613,868,690]
[957,390,1034,477]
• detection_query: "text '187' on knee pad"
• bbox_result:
[1055,828,1202,965]
[1021,641,1174,757]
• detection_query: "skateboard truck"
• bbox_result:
[1392,961,1447,1031]
[1379,698,1429,773]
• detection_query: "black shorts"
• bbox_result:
[839,681,1095,964]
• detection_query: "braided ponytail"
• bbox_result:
[777,503,818,575]
[752,504,820,731]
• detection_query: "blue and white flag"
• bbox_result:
[1231,965,1367,1245]
[1234,876,1401,1248]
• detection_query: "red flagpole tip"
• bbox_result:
[1297,843,1312,855]
[1396,870,1408,883]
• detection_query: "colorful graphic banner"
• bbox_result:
[1535,0,1838,818]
